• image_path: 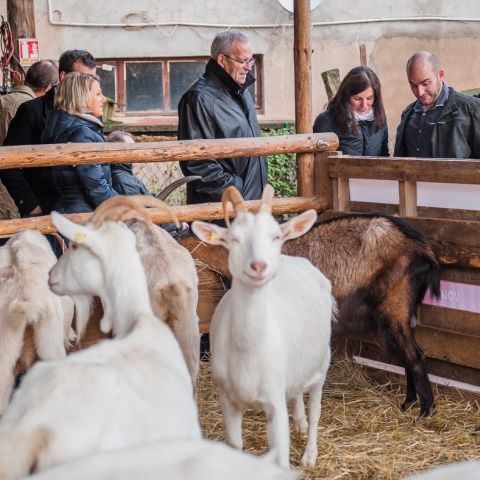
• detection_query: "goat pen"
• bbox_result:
[0,133,478,478]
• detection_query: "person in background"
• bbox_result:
[313,66,389,156]
[1,49,96,217]
[394,51,480,159]
[177,30,267,204]
[41,72,116,213]
[106,130,150,196]
[0,60,58,219]
[0,60,58,145]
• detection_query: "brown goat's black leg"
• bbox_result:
[390,325,435,417]
[402,368,418,411]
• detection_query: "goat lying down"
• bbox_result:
[192,185,335,469]
[0,205,200,479]
[283,213,441,417]
[24,439,297,480]
[80,195,200,385]
[0,230,75,416]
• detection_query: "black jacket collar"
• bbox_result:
[205,58,255,96]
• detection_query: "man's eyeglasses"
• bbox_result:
[222,54,255,67]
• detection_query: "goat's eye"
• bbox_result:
[70,243,78,250]
[230,237,240,244]
[272,234,281,241]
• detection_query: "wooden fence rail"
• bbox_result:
[0,133,339,169]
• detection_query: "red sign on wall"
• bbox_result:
[18,38,39,66]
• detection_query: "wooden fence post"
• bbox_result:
[399,180,418,217]
[294,0,314,197]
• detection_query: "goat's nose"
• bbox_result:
[250,261,267,274]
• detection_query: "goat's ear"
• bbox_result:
[191,220,228,247]
[51,211,96,247]
[280,209,317,241]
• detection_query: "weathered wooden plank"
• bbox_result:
[321,68,341,101]
[0,133,339,169]
[349,201,480,221]
[420,305,480,338]
[333,337,480,388]
[329,156,480,184]
[345,327,480,370]
[0,196,328,237]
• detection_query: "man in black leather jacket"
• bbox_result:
[394,51,480,159]
[1,50,96,216]
[178,30,268,204]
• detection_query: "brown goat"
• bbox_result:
[283,213,440,417]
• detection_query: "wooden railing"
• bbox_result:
[0,133,338,236]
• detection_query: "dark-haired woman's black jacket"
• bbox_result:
[313,111,389,156]
[41,110,117,213]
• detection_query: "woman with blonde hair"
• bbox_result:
[41,71,118,213]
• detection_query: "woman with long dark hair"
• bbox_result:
[314,66,388,156]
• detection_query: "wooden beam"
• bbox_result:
[349,201,480,221]
[0,133,339,169]
[321,68,341,101]
[0,195,328,236]
[294,0,314,196]
[329,155,480,184]
[359,44,367,66]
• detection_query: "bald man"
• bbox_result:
[394,51,480,159]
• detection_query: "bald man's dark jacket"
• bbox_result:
[394,87,480,159]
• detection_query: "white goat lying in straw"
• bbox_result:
[0,230,75,416]
[0,206,200,479]
[81,195,200,384]
[25,439,297,480]
[192,185,335,469]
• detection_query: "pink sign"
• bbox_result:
[423,280,480,314]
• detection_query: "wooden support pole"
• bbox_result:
[0,133,339,169]
[0,196,328,237]
[294,0,314,197]
[399,180,418,217]
[7,0,35,84]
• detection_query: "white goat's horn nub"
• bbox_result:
[221,186,246,226]
[89,195,179,229]
[259,184,275,214]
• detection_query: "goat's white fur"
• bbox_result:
[0,230,75,416]
[192,193,335,469]
[24,439,298,480]
[0,214,200,479]
[75,217,200,386]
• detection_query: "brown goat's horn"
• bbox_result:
[89,195,178,229]
[259,184,275,214]
[221,186,246,226]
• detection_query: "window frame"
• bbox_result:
[96,56,264,115]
